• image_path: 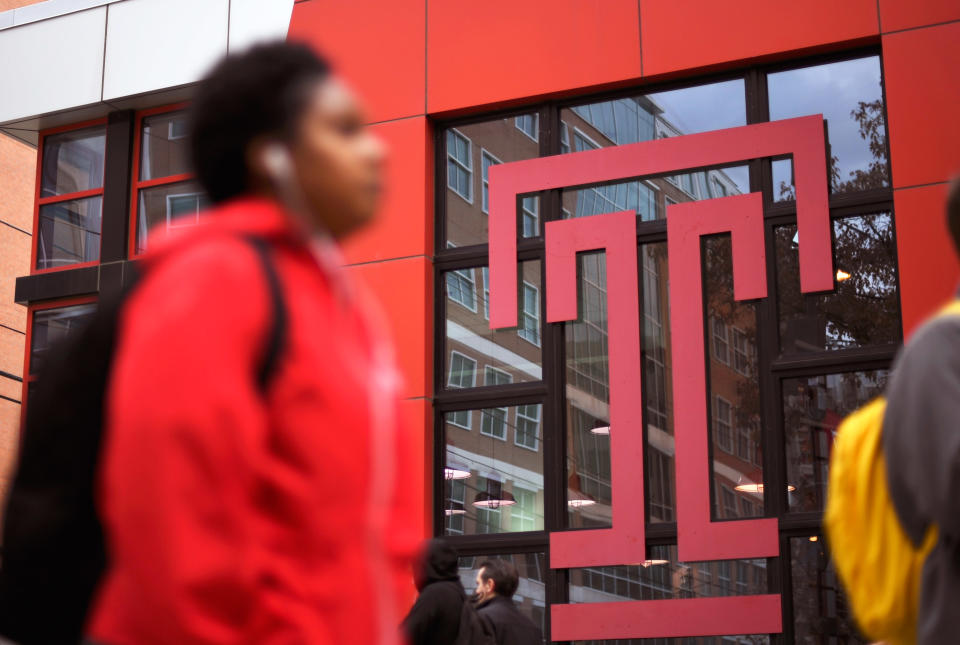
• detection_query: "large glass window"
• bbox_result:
[435,53,898,643]
[36,125,106,270]
[442,261,543,387]
[769,56,888,201]
[444,114,541,247]
[133,109,209,254]
[29,303,97,376]
[443,404,545,535]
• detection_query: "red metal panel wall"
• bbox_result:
[287,0,426,124]
[639,0,880,77]
[340,117,433,266]
[879,0,960,33]
[426,0,641,115]
[883,20,960,335]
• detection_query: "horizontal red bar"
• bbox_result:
[37,187,103,205]
[551,595,782,641]
[134,173,195,190]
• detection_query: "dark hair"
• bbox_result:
[948,176,960,258]
[478,559,519,598]
[188,41,331,204]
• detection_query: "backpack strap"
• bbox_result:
[243,235,288,391]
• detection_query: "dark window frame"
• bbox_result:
[433,46,895,645]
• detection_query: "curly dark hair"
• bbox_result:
[478,559,520,598]
[188,41,331,204]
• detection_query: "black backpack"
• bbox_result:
[454,598,496,645]
[0,235,287,645]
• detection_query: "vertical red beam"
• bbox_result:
[667,192,779,562]
[545,211,645,568]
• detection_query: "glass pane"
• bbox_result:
[458,553,547,638]
[444,115,540,247]
[704,236,764,519]
[135,180,209,254]
[570,545,769,602]
[36,196,102,269]
[443,261,542,387]
[566,252,611,528]
[642,243,676,524]
[791,536,866,643]
[30,303,97,375]
[140,110,191,181]
[783,370,888,513]
[769,56,888,200]
[561,80,748,222]
[444,405,544,535]
[776,212,901,354]
[41,126,105,197]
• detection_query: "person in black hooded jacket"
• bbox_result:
[402,538,467,644]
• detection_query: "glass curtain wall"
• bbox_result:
[435,52,897,644]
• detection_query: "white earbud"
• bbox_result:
[262,143,292,181]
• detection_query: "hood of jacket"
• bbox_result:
[414,539,460,592]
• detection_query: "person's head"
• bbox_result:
[475,559,519,603]
[189,41,386,238]
[413,538,459,592]
[948,176,960,259]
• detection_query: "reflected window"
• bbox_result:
[519,282,541,346]
[770,56,888,200]
[712,317,730,364]
[446,478,466,534]
[515,404,540,451]
[515,114,539,142]
[521,196,539,237]
[447,265,478,312]
[447,129,473,203]
[715,397,733,454]
[443,262,543,389]
[481,149,501,213]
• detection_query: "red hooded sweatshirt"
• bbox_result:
[88,197,420,644]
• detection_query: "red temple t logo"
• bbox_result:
[488,115,833,640]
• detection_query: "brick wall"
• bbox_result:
[0,132,35,504]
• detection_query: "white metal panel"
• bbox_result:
[102,0,229,101]
[9,0,113,27]
[228,0,294,52]
[0,7,106,124]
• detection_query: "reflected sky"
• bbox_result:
[769,56,884,189]
[647,80,746,135]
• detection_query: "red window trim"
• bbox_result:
[31,118,108,275]
[19,295,98,436]
[128,102,192,259]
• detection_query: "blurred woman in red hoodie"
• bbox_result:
[87,42,420,644]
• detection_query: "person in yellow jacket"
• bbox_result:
[882,177,960,644]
